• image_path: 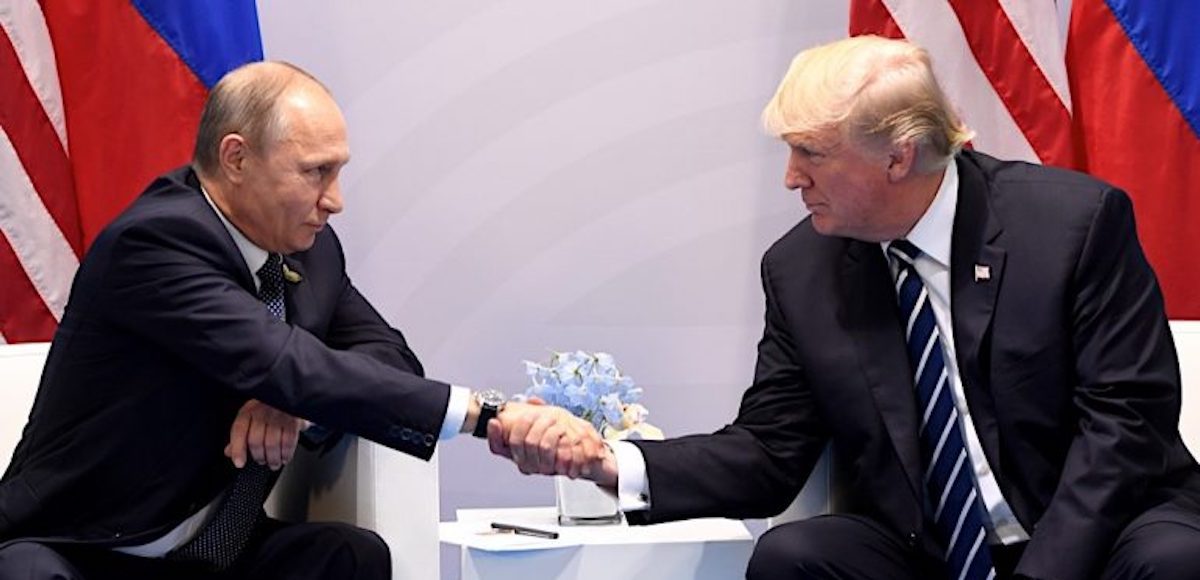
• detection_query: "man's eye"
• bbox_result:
[799,147,823,159]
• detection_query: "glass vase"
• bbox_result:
[554,475,622,525]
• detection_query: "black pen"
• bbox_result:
[491,521,560,539]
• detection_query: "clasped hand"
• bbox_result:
[485,397,616,486]
[225,399,307,470]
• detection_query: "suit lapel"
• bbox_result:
[839,240,924,503]
[949,154,1006,476]
[281,256,316,329]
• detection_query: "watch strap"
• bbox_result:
[473,401,500,438]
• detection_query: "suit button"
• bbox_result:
[906,532,918,548]
[388,426,403,439]
[423,433,435,447]
[401,427,413,440]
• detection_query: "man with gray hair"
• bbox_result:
[500,35,1200,580]
[0,60,601,579]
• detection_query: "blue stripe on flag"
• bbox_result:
[130,0,263,89]
[1106,0,1200,136]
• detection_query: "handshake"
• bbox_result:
[220,395,621,488]
[480,396,619,487]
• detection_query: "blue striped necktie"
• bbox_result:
[170,253,286,570]
[888,240,995,580]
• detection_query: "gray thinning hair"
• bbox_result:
[192,61,329,175]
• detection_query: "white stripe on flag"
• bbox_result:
[997,0,1071,112]
[0,0,69,150]
[878,0,1041,163]
[0,128,78,321]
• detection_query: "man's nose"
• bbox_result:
[785,153,812,190]
[321,182,344,214]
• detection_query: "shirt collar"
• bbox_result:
[200,184,270,286]
[883,159,958,268]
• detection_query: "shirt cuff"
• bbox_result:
[609,440,651,511]
[439,385,471,440]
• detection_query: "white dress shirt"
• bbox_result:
[613,161,1029,545]
[116,184,470,557]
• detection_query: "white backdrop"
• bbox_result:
[257,2,846,577]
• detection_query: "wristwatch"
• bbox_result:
[472,389,507,438]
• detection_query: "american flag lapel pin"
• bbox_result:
[974,264,991,283]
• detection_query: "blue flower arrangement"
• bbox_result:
[521,351,645,433]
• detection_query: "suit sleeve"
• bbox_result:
[100,217,451,461]
[1017,189,1182,580]
[626,255,828,524]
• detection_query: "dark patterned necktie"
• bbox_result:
[170,253,287,570]
[888,240,995,580]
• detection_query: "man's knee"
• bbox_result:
[0,542,83,580]
[313,523,391,580]
[747,521,845,580]
[748,525,803,580]
[1104,520,1200,580]
[747,516,920,580]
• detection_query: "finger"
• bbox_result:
[264,412,284,470]
[537,424,564,475]
[487,418,512,459]
[524,414,555,473]
[566,431,585,479]
[247,411,268,466]
[577,421,602,477]
[507,412,535,471]
[228,410,252,468]
[281,418,301,465]
[527,396,546,406]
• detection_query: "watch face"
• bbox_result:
[477,389,506,407]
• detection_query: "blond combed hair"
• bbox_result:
[762,35,973,173]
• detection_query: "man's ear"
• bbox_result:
[217,133,249,184]
[885,140,917,183]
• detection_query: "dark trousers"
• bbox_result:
[0,519,390,580]
[747,498,1200,580]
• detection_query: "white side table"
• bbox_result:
[440,507,754,580]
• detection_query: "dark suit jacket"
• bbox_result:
[628,151,1200,580]
[0,167,451,547]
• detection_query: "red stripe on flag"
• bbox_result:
[1068,0,1200,319]
[0,233,59,342]
[41,1,208,248]
[946,0,1074,168]
[0,26,83,257]
[849,0,905,39]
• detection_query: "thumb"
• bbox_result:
[487,418,512,459]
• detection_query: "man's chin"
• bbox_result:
[287,236,318,254]
[810,216,839,237]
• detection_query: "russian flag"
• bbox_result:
[1,1,261,343]
[1067,0,1200,319]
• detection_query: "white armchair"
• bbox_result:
[771,320,1200,526]
[0,342,439,580]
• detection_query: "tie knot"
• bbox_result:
[888,239,921,265]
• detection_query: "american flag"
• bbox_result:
[852,0,1200,318]
[0,0,261,343]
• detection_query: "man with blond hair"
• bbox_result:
[500,36,1200,579]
